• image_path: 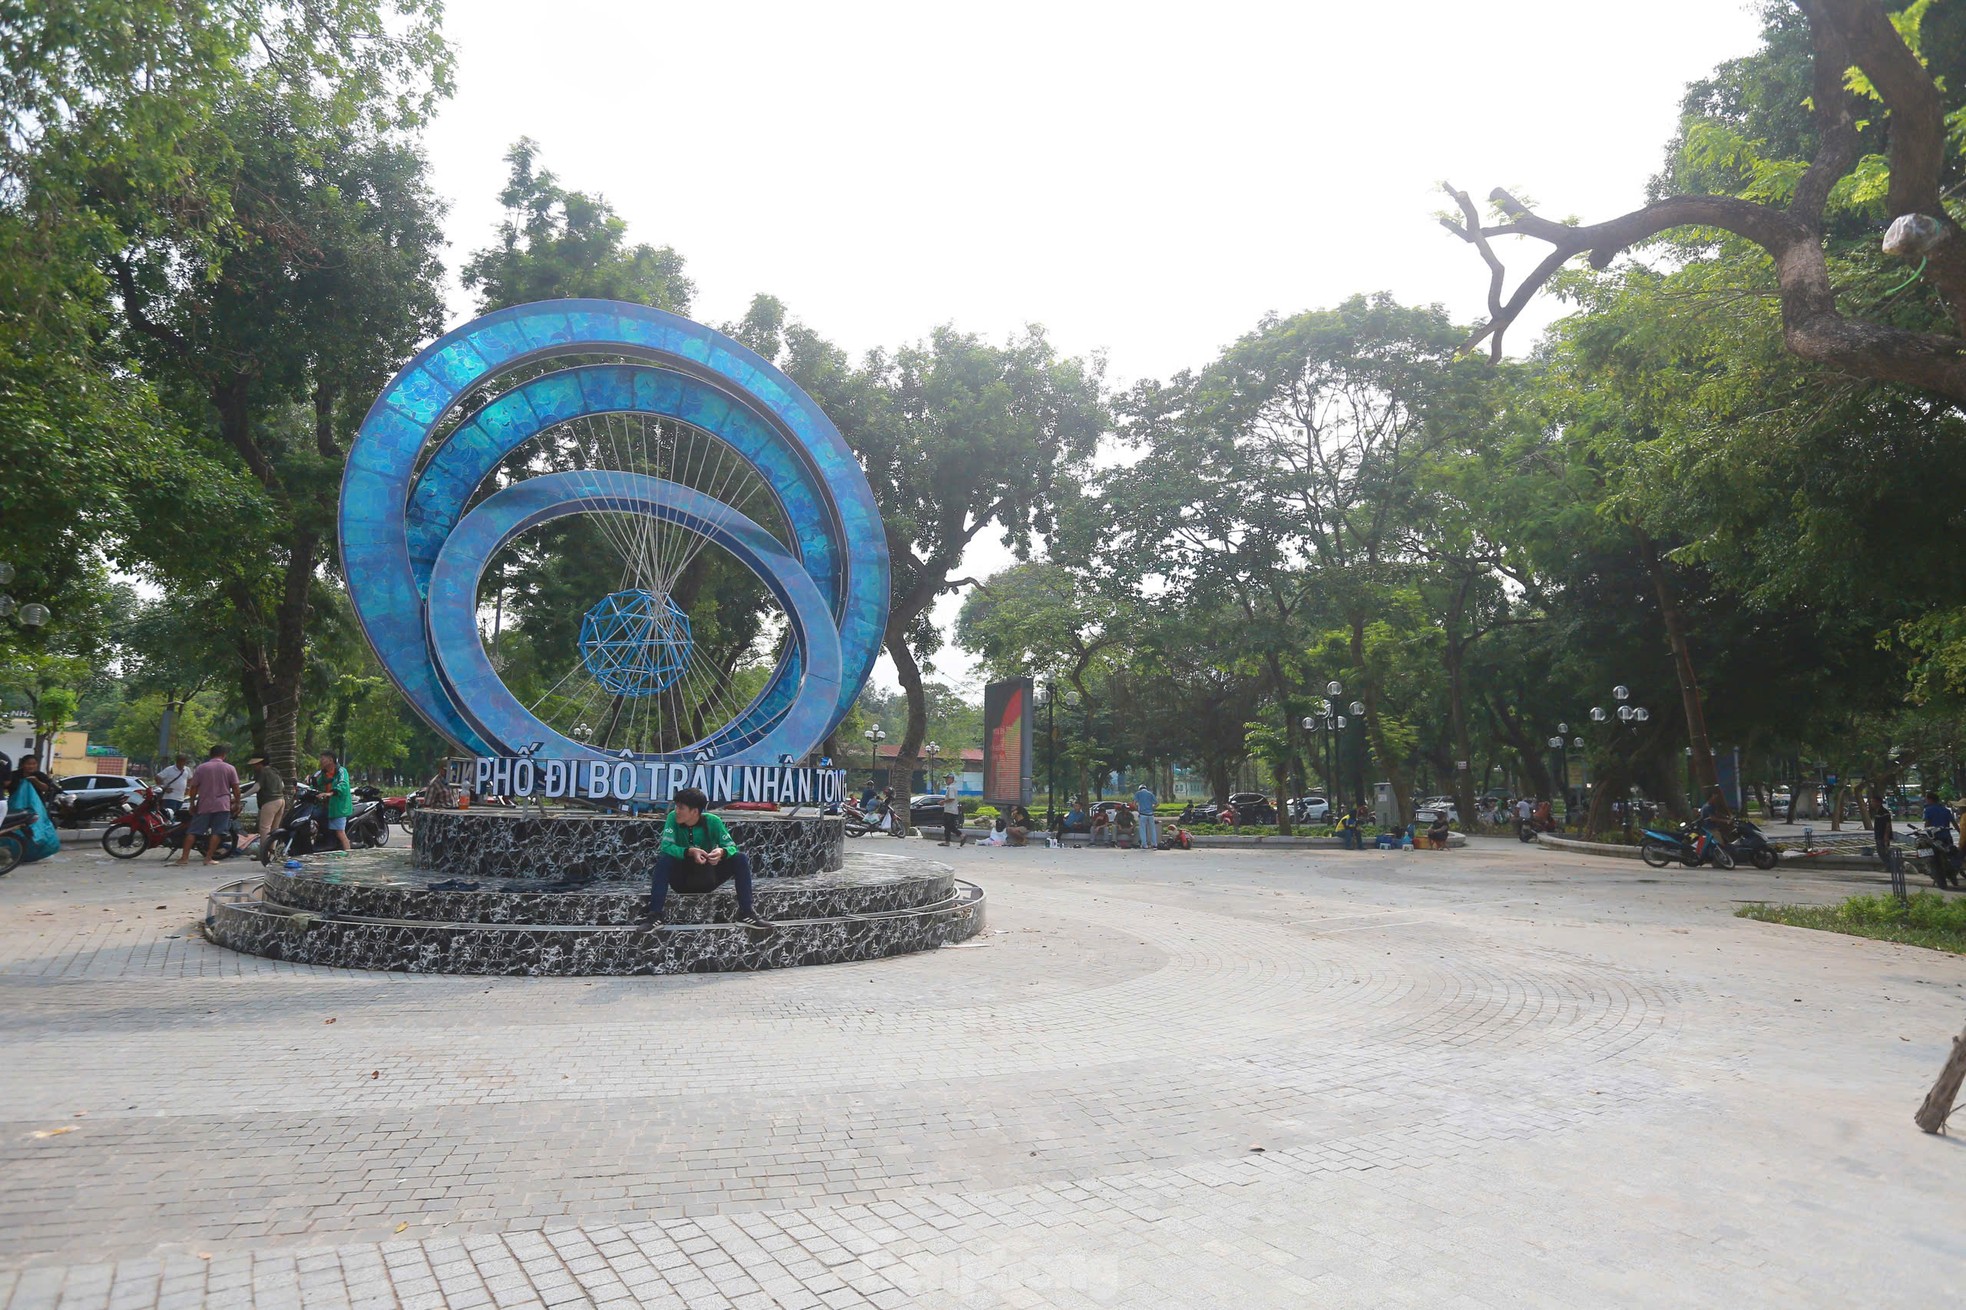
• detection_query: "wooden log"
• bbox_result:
[1914,1021,1966,1133]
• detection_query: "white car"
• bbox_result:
[58,773,149,804]
[1418,797,1459,822]
[1292,795,1331,823]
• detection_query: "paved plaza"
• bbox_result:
[2,837,1963,1308]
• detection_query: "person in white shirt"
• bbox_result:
[155,754,192,819]
[938,773,966,846]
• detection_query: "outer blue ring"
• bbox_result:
[427,472,843,778]
[338,300,888,764]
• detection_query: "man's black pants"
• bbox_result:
[942,810,962,842]
[649,851,754,917]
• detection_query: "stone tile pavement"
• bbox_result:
[1,836,1963,1306]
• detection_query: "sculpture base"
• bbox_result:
[203,847,983,976]
[411,807,843,880]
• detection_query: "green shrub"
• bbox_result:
[973,804,1000,821]
[1737,891,1966,954]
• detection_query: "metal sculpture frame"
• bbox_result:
[339,300,888,784]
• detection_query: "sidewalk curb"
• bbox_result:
[1536,830,1890,872]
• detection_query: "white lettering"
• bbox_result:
[543,759,566,798]
[513,759,535,797]
[474,758,492,793]
[586,761,609,800]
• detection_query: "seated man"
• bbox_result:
[1427,812,1452,850]
[645,786,776,931]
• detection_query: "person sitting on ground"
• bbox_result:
[1428,811,1452,850]
[645,786,775,931]
[1007,804,1033,847]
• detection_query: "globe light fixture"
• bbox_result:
[0,595,14,618]
[1590,707,1607,722]
[1326,680,1343,696]
[1548,736,1564,749]
[1572,737,1584,749]
[1557,722,1569,735]
[1300,716,1316,731]
[1617,705,1633,722]
[1613,685,1630,701]
[0,562,13,585]
[1349,701,1365,716]
[1633,707,1650,723]
[20,603,49,627]
[1336,715,1348,728]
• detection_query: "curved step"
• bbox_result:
[264,859,953,925]
[204,880,985,975]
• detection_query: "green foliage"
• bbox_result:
[1737,893,1966,955]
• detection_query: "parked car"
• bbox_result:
[1767,786,1793,819]
[58,774,149,805]
[1417,797,1459,822]
[909,793,950,825]
[1290,795,1330,823]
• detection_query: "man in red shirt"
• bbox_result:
[176,744,241,866]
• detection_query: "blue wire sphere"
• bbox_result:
[578,590,693,696]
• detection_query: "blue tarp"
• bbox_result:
[4,779,60,864]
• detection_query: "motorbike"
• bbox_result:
[100,786,240,860]
[50,788,134,830]
[1911,824,1963,889]
[1517,814,1562,843]
[0,807,37,876]
[842,798,906,839]
[1723,817,1780,871]
[266,784,390,859]
[1639,823,1735,870]
[353,786,401,842]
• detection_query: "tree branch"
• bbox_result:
[107,253,190,357]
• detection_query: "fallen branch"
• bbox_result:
[1915,1021,1966,1134]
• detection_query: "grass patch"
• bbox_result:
[1736,892,1966,954]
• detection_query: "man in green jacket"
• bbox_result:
[645,785,775,931]
[306,751,354,853]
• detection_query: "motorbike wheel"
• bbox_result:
[1713,848,1736,870]
[1640,840,1674,869]
[101,823,149,859]
[373,820,391,847]
[262,833,289,865]
[0,833,21,877]
[1517,824,1538,843]
[1751,848,1777,871]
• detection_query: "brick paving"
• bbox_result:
[2,837,1963,1307]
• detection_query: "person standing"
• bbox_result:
[244,754,287,863]
[176,743,240,866]
[1135,781,1159,850]
[938,772,966,846]
[156,753,192,819]
[307,751,354,853]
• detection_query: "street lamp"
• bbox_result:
[924,739,941,791]
[864,724,886,787]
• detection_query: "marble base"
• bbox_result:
[203,848,984,976]
[412,808,843,880]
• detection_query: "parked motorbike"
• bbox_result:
[0,807,37,876]
[1517,814,1562,843]
[1723,817,1780,871]
[100,786,239,859]
[352,786,397,845]
[842,799,906,839]
[1911,824,1963,889]
[50,788,133,830]
[1639,823,1735,870]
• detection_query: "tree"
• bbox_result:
[1443,1,1966,403]
[461,137,694,312]
[107,38,452,780]
[785,324,1107,788]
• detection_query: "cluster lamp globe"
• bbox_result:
[19,604,47,626]
[1300,716,1316,731]
[0,595,13,618]
[1548,736,1563,749]
[1618,705,1633,722]
[1557,722,1569,735]
[1572,737,1584,749]
[1349,701,1365,716]
[0,561,13,585]
[1336,715,1348,728]
[1326,680,1343,696]
[1634,707,1651,723]
[1613,685,1630,701]
[1590,707,1608,722]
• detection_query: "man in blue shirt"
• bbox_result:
[1922,791,1956,832]
[1134,782,1158,850]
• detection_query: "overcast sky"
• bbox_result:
[420,0,1766,694]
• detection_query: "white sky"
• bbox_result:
[420,0,1765,694]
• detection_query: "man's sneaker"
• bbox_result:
[737,912,779,934]
[637,909,668,930]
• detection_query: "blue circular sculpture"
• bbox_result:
[579,590,692,696]
[338,300,888,781]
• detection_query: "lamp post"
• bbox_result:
[863,724,886,789]
[1589,687,1649,835]
[1347,700,1365,806]
[924,740,941,794]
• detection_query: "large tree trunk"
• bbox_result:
[1260,651,1296,836]
[1640,535,1723,812]
[884,628,927,804]
[1444,631,1478,834]
[1351,616,1411,824]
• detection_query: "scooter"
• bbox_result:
[1639,823,1735,870]
[1517,814,1562,843]
[50,788,133,829]
[0,808,37,876]
[100,786,239,860]
[1911,824,1963,889]
[1723,817,1780,871]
